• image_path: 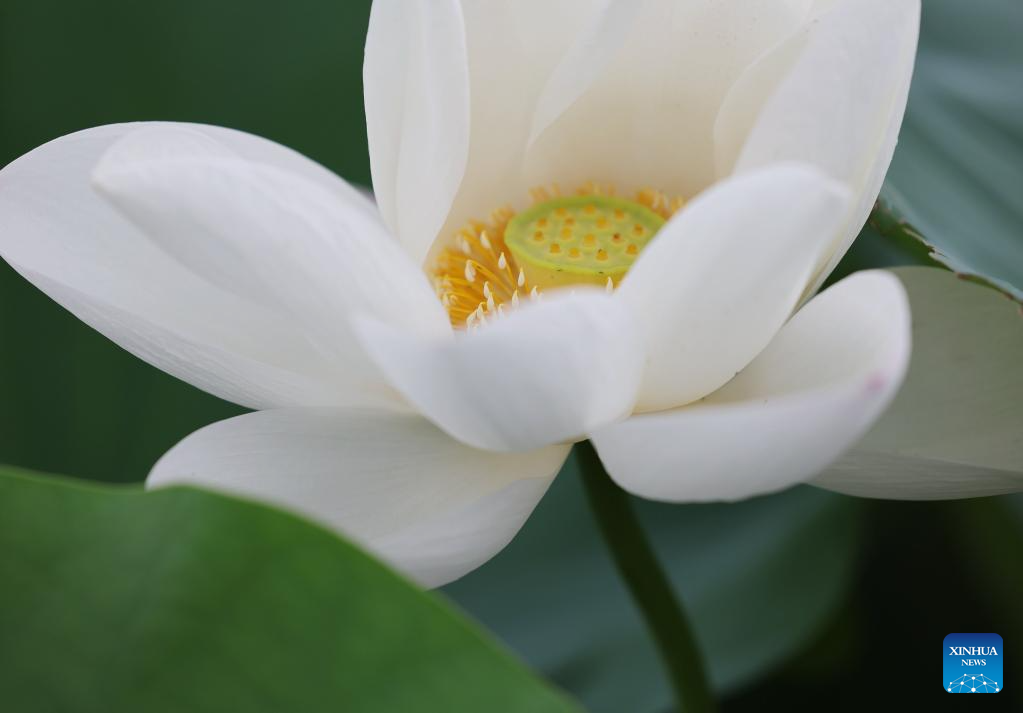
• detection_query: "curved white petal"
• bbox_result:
[524,0,816,198]
[527,0,649,146]
[434,0,605,249]
[355,290,644,452]
[0,123,380,409]
[21,270,350,409]
[364,0,470,264]
[815,267,1023,499]
[592,270,911,502]
[148,408,569,588]
[92,125,450,401]
[713,29,810,178]
[735,0,921,290]
[620,162,851,412]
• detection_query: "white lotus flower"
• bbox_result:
[0,0,954,587]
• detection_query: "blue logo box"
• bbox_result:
[944,633,1002,692]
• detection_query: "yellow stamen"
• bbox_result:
[431,182,686,328]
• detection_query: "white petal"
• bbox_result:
[0,123,376,409]
[592,270,911,502]
[735,0,921,290]
[435,0,603,246]
[364,0,471,264]
[20,270,358,409]
[524,0,815,198]
[815,267,1023,499]
[148,408,569,588]
[355,290,644,452]
[92,126,382,306]
[619,162,851,412]
[92,125,450,391]
[713,29,810,178]
[527,0,649,146]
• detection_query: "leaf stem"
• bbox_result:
[575,440,717,713]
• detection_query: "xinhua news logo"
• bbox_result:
[944,633,1003,693]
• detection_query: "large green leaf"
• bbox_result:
[0,466,581,713]
[877,0,1023,301]
[445,455,860,713]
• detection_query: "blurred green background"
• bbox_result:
[1,1,1021,710]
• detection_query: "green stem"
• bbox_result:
[575,440,717,713]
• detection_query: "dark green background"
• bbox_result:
[1,1,1021,710]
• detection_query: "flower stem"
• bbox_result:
[575,440,717,713]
